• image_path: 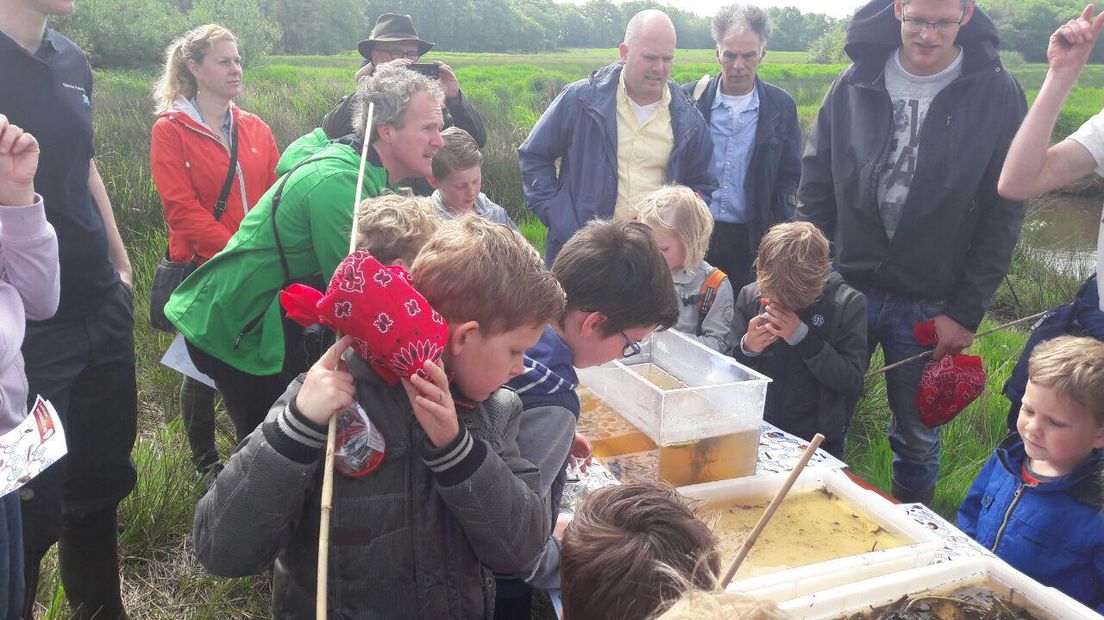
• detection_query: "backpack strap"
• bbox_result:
[691,74,711,102]
[695,267,728,335]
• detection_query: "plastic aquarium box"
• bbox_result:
[772,555,1099,619]
[679,469,941,600]
[576,329,769,447]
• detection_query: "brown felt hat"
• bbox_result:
[357,13,434,59]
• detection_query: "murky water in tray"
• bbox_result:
[842,583,1051,619]
[704,488,911,579]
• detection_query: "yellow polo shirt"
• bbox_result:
[613,71,674,220]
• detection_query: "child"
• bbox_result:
[560,483,720,620]
[191,217,566,618]
[497,220,679,617]
[729,222,867,458]
[429,127,518,230]
[0,119,59,617]
[958,336,1104,613]
[634,185,733,353]
[353,192,440,268]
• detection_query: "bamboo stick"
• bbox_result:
[720,433,824,589]
[317,101,375,620]
[865,310,1049,379]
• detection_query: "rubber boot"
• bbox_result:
[891,480,936,507]
[56,513,129,620]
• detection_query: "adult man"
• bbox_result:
[681,4,801,290]
[166,65,445,450]
[321,13,484,197]
[798,0,1027,505]
[519,9,715,265]
[0,0,137,617]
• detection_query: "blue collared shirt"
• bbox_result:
[708,87,759,224]
[188,97,233,144]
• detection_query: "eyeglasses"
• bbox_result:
[619,331,642,358]
[376,48,421,60]
[901,11,966,33]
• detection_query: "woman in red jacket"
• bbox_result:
[150,24,279,478]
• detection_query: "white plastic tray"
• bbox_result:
[773,555,1099,619]
[679,469,941,599]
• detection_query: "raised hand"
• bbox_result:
[294,335,357,425]
[742,312,777,354]
[1049,4,1104,77]
[0,115,40,206]
[435,61,461,100]
[402,359,460,448]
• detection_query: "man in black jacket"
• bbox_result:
[797,0,1027,505]
[321,13,486,196]
[681,4,801,291]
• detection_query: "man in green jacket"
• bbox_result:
[165,64,446,445]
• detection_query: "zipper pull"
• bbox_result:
[946,115,952,127]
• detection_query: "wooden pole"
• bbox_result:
[317,101,375,620]
[720,433,824,589]
[865,310,1048,379]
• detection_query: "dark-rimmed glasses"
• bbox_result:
[619,331,642,358]
[901,11,966,33]
[376,48,421,60]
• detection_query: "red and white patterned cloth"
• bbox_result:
[280,250,448,385]
[914,319,986,428]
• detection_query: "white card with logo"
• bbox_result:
[0,396,67,496]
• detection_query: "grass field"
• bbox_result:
[24,49,1096,617]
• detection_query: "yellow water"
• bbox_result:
[627,363,686,391]
[580,388,759,486]
[706,489,912,579]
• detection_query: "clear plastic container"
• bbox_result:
[679,469,942,598]
[577,330,770,485]
[770,556,1098,619]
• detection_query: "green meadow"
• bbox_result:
[29,50,1097,617]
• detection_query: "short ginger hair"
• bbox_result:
[354,193,440,266]
[561,483,720,620]
[633,185,713,272]
[755,222,831,311]
[411,216,565,334]
[656,588,788,620]
[1028,336,1104,425]
[431,127,483,180]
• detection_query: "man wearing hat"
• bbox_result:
[321,13,486,185]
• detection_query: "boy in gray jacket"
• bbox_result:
[192,218,565,619]
[730,222,867,458]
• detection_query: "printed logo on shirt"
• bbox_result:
[61,82,91,110]
[811,314,825,328]
[878,97,931,238]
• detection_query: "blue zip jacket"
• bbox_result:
[957,433,1103,613]
[518,61,717,265]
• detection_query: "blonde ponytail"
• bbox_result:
[152,24,237,113]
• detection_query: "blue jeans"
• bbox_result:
[0,492,23,617]
[862,286,944,494]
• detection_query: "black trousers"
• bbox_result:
[184,339,296,443]
[20,282,137,618]
[706,221,754,292]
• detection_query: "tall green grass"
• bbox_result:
[39,50,1100,617]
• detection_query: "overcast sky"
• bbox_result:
[553,0,868,19]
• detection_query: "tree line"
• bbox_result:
[48,0,1102,69]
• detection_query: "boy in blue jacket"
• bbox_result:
[958,335,1104,613]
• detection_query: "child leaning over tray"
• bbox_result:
[191,216,565,618]
[958,336,1104,613]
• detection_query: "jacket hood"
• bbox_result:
[276,128,358,176]
[160,96,240,138]
[996,433,1104,509]
[586,61,688,107]
[844,0,1001,67]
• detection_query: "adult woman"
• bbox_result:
[150,24,279,477]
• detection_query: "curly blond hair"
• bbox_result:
[411,216,565,333]
[152,24,237,113]
[755,222,831,311]
[353,193,441,266]
[633,185,713,272]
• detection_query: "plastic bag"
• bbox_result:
[334,402,386,477]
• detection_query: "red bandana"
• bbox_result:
[914,320,986,428]
[280,250,448,385]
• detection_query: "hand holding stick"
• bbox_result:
[720,433,824,589]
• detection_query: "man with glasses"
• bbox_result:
[321,13,485,195]
[798,0,1026,506]
[680,4,801,292]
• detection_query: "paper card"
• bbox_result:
[899,502,994,563]
[160,333,216,388]
[0,396,67,496]
[755,422,847,475]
